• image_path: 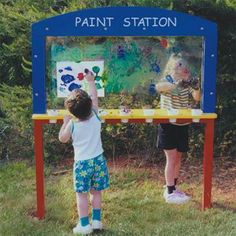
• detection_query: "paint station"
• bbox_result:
[74,16,177,28]
[32,7,217,219]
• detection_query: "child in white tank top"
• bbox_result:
[59,70,109,234]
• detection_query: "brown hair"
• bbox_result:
[64,89,92,120]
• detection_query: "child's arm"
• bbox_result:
[58,115,72,143]
[192,88,201,102]
[156,81,177,93]
[85,70,98,112]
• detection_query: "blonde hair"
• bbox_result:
[161,53,189,78]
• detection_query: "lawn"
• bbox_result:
[0,158,236,236]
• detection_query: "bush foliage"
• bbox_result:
[0,0,235,161]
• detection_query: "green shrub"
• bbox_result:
[0,84,33,159]
[0,84,74,163]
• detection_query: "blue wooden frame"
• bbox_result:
[32,7,217,114]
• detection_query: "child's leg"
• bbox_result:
[73,192,93,234]
[76,192,89,225]
[90,190,101,209]
[90,190,101,221]
[90,190,103,230]
[175,124,189,183]
[174,151,183,185]
[164,149,178,193]
[163,149,190,204]
[174,151,190,199]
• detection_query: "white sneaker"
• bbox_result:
[73,223,92,235]
[174,190,191,201]
[92,220,103,230]
[164,187,191,199]
[164,189,190,204]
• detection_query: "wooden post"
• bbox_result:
[202,119,214,209]
[34,120,45,219]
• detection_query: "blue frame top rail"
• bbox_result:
[32,6,217,114]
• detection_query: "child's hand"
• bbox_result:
[63,115,72,124]
[178,77,200,90]
[84,69,95,82]
[178,79,189,88]
[189,77,200,90]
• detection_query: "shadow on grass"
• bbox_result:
[91,229,116,235]
[213,202,236,213]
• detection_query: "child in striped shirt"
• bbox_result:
[151,53,201,204]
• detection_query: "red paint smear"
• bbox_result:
[77,73,84,80]
[160,39,168,48]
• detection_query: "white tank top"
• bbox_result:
[70,111,103,161]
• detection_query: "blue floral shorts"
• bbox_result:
[73,154,110,193]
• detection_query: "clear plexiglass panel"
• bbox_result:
[46,36,203,111]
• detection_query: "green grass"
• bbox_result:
[0,161,236,236]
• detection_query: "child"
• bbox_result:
[150,53,201,204]
[59,70,109,234]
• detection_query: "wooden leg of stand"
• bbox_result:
[202,119,214,210]
[34,120,45,219]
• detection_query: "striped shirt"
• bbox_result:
[160,87,193,110]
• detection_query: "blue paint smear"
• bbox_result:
[59,69,63,73]
[64,66,73,71]
[68,83,81,91]
[149,83,157,96]
[117,45,125,59]
[151,63,161,74]
[166,75,174,84]
[61,74,75,84]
